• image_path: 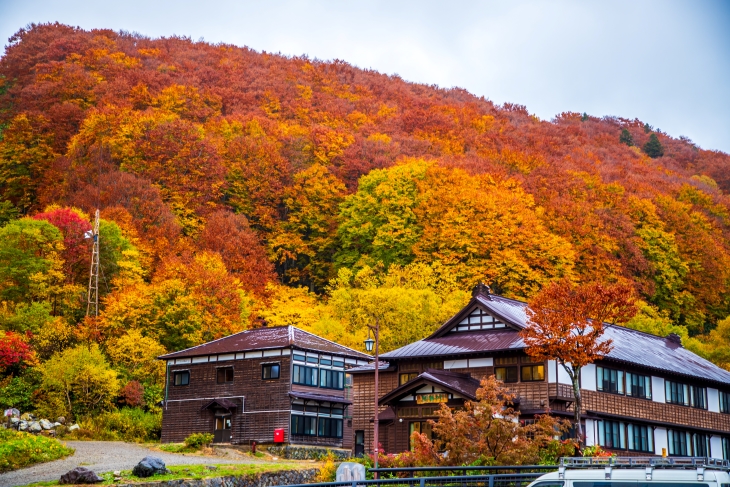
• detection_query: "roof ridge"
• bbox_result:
[159,327,253,358]
[290,326,371,358]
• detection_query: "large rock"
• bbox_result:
[20,412,33,421]
[18,421,28,432]
[39,419,53,430]
[68,423,80,431]
[28,421,42,433]
[132,456,167,478]
[57,416,66,424]
[60,467,103,484]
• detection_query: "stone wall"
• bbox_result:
[267,445,351,460]
[116,468,318,487]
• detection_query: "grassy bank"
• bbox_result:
[26,462,307,486]
[0,428,74,473]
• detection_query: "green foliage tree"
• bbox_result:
[643,133,664,158]
[270,164,347,291]
[0,218,64,303]
[619,128,634,146]
[39,344,120,418]
[336,159,428,270]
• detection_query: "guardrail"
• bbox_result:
[370,466,557,477]
[276,472,547,487]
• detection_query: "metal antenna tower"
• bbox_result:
[86,209,100,317]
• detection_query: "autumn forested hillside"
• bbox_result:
[1,23,729,419]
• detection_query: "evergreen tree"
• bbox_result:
[643,123,653,133]
[581,112,589,122]
[643,133,664,158]
[619,128,634,146]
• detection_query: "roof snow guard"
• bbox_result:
[159,325,371,360]
[380,286,730,387]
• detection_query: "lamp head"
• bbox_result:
[364,336,375,352]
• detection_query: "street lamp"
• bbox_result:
[364,321,380,477]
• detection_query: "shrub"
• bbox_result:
[315,450,338,482]
[0,428,74,472]
[184,432,214,450]
[65,407,161,442]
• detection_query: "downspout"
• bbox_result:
[164,360,170,410]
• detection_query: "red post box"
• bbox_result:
[273,428,285,443]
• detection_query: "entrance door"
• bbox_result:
[354,430,365,457]
[214,416,232,443]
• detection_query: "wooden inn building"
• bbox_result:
[158,325,370,447]
[350,284,730,459]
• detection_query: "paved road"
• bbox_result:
[0,441,267,487]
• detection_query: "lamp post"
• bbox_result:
[364,320,379,478]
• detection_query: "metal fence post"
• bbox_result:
[489,475,494,487]
[420,478,426,487]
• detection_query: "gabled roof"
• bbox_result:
[159,325,371,360]
[378,369,481,405]
[382,287,730,387]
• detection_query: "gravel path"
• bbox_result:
[0,441,271,487]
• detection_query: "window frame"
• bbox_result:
[291,414,317,436]
[399,372,418,385]
[293,364,319,387]
[172,370,190,386]
[520,364,545,382]
[320,368,345,390]
[318,417,343,438]
[262,363,281,380]
[216,366,234,384]
[721,391,730,414]
[596,366,625,395]
[495,366,518,383]
[625,371,651,399]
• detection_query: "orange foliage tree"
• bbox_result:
[413,376,573,465]
[520,280,637,443]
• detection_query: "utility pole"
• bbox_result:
[86,209,100,317]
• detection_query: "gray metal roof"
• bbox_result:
[383,289,730,387]
[159,325,371,360]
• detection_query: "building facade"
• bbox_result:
[350,285,730,458]
[159,326,370,448]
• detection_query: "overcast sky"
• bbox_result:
[2,0,729,153]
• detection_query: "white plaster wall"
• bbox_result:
[584,419,596,446]
[711,436,723,459]
[708,388,720,413]
[652,376,665,403]
[470,358,493,367]
[654,427,668,456]
[582,364,597,391]
[547,360,573,384]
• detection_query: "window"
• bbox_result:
[320,369,344,389]
[625,372,651,399]
[173,370,189,386]
[668,429,691,456]
[216,367,234,384]
[400,372,418,385]
[694,433,710,457]
[424,361,443,370]
[293,353,306,362]
[723,437,730,460]
[409,421,434,443]
[291,415,317,436]
[333,358,345,368]
[665,381,706,408]
[293,364,318,386]
[320,357,332,366]
[421,406,440,416]
[495,356,518,365]
[597,366,624,394]
[627,424,653,452]
[262,363,280,380]
[306,355,319,364]
[331,406,344,417]
[720,391,730,414]
[318,417,343,438]
[665,380,687,405]
[521,364,544,382]
[495,366,518,383]
[690,385,707,409]
[597,420,625,449]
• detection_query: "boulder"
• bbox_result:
[10,417,19,425]
[60,467,103,484]
[18,421,28,431]
[68,423,80,431]
[132,456,167,478]
[53,422,62,427]
[40,419,53,430]
[20,412,33,421]
[57,416,66,424]
[28,421,42,433]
